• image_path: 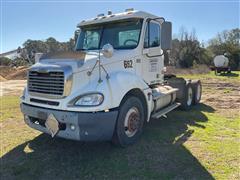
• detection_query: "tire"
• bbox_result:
[192,80,202,105]
[215,69,221,76]
[179,83,194,110]
[112,96,145,147]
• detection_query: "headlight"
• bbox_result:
[74,93,104,106]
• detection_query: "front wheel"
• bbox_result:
[112,96,145,147]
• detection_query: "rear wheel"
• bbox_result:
[112,96,144,147]
[215,69,221,76]
[192,80,202,105]
[227,68,231,73]
[179,83,193,110]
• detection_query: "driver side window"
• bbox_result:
[144,21,160,48]
[118,30,139,47]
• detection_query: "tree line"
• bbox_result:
[1,28,239,70]
[168,28,239,70]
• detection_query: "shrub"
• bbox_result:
[0,57,12,66]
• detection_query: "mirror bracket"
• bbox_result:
[74,29,80,44]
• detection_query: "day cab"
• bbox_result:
[20,9,202,146]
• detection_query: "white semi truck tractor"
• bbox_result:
[20,9,202,147]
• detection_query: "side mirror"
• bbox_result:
[102,44,114,58]
[161,21,172,50]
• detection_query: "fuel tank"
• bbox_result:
[152,85,178,112]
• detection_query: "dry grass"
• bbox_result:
[166,65,211,75]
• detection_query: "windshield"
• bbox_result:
[75,19,143,50]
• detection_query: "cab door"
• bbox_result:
[142,20,164,85]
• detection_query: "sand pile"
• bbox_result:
[0,66,28,81]
[0,75,6,82]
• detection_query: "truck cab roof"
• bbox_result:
[78,10,159,27]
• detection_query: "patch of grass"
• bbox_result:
[178,71,240,83]
[184,110,240,179]
[223,89,231,93]
[0,96,22,122]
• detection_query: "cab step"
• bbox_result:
[151,102,180,119]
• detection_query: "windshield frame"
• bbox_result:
[75,18,143,51]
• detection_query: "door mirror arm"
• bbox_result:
[74,29,81,45]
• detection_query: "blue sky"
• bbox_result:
[0,0,239,53]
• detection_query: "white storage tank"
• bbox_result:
[213,55,229,68]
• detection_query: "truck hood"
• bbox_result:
[33,50,136,73]
[35,51,99,73]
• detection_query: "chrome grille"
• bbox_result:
[28,71,64,96]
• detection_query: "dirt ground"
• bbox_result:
[0,80,26,96]
[202,80,240,108]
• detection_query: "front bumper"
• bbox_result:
[20,103,118,141]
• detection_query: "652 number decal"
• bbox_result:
[124,60,133,68]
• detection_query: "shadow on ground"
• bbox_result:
[1,103,215,179]
[219,72,239,77]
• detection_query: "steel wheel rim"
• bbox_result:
[124,107,140,137]
[187,87,193,106]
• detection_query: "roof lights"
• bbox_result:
[97,13,104,17]
[125,8,134,12]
